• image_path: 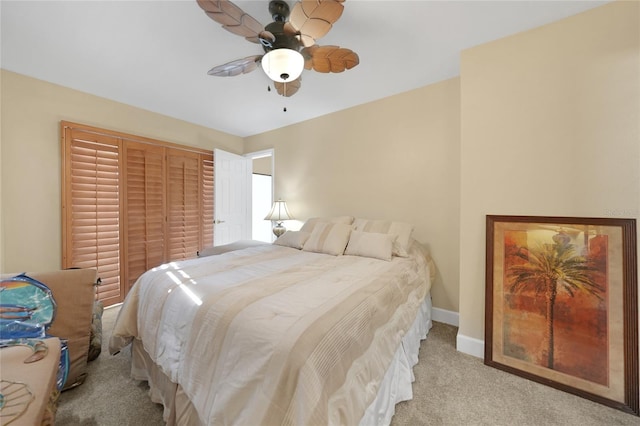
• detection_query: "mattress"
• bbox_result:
[110,241,433,425]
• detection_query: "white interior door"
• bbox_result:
[214,149,252,245]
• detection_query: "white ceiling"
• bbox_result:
[1,0,608,138]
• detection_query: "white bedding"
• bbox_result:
[110,242,433,425]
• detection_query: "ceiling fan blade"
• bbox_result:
[286,0,345,47]
[302,45,359,73]
[283,22,314,47]
[274,77,302,97]
[207,55,263,77]
[197,0,264,43]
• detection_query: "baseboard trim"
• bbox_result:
[431,307,459,327]
[456,333,484,359]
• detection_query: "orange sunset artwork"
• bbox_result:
[502,227,608,385]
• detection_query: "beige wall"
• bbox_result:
[253,156,273,176]
[1,70,461,313]
[245,78,462,313]
[459,0,639,350]
[0,70,243,273]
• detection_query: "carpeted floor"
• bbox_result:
[56,306,164,425]
[56,306,639,425]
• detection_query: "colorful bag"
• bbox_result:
[0,273,69,390]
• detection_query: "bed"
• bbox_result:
[109,217,435,426]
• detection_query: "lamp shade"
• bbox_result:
[264,200,293,221]
[261,49,304,83]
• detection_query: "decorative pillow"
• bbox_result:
[273,231,311,249]
[302,222,352,256]
[300,216,354,233]
[344,231,395,261]
[352,218,414,257]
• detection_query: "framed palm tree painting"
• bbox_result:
[485,215,638,416]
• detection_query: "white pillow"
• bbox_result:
[300,216,354,233]
[352,218,414,257]
[273,231,310,250]
[302,222,352,256]
[344,231,394,261]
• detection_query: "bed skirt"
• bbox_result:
[129,294,433,426]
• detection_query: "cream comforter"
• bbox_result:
[109,242,432,426]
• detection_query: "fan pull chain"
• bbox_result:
[283,80,288,112]
[266,83,287,111]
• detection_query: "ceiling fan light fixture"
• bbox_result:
[261,48,304,83]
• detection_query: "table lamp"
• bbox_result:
[264,199,293,237]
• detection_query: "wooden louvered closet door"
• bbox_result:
[124,141,167,293]
[62,122,215,306]
[167,149,199,260]
[167,149,215,260]
[201,154,214,250]
[62,128,124,306]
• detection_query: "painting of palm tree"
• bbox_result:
[506,231,604,373]
[486,216,638,416]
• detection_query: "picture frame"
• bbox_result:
[485,215,639,416]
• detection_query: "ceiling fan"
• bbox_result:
[197,0,360,97]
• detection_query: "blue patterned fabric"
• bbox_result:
[0,273,69,390]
